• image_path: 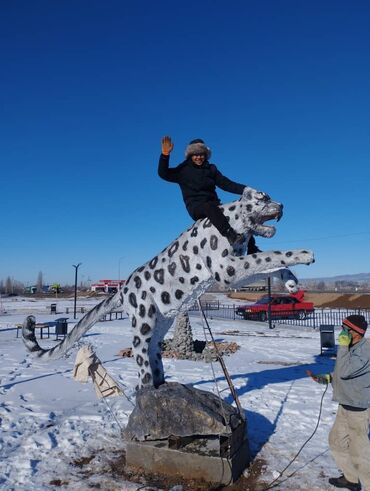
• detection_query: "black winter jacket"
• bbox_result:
[158,154,245,219]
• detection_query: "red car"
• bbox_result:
[236,292,314,321]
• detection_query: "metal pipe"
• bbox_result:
[73,263,82,319]
[268,276,273,329]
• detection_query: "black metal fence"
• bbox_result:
[189,302,370,328]
[65,306,86,314]
[277,308,370,328]
[188,302,237,321]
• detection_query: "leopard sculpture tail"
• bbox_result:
[23,187,314,388]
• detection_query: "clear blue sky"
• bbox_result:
[1,0,369,285]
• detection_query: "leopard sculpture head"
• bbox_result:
[23,186,314,389]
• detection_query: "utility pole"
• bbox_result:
[118,256,125,284]
[73,263,82,319]
[267,276,273,329]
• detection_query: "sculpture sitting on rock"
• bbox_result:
[22,187,314,389]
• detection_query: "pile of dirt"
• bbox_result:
[313,294,370,309]
[228,291,370,309]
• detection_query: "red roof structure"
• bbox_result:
[91,279,126,293]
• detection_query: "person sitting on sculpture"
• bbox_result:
[158,136,261,254]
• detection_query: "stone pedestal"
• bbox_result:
[123,382,250,485]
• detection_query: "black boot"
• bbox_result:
[328,475,361,491]
[247,236,262,255]
[225,228,244,248]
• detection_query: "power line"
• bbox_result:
[269,230,370,245]
[261,383,329,490]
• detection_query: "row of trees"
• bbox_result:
[2,274,369,296]
[0,277,25,295]
[0,272,81,295]
[301,279,370,292]
[0,273,44,295]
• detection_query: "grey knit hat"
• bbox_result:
[185,138,212,159]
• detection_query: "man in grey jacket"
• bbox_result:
[310,315,370,491]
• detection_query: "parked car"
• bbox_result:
[236,294,314,321]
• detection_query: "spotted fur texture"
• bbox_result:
[23,187,314,388]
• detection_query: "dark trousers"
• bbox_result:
[190,201,259,254]
[191,201,230,236]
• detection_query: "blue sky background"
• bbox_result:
[1,0,369,286]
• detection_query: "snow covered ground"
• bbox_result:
[0,295,361,490]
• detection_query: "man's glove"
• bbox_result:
[306,370,332,384]
[161,136,174,156]
[314,373,332,384]
[338,328,352,347]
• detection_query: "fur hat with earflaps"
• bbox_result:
[185,138,212,160]
[342,315,368,336]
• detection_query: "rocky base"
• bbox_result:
[125,438,250,486]
[123,382,250,486]
[123,382,244,441]
[161,338,240,362]
[117,341,239,362]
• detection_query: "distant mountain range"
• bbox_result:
[302,272,370,283]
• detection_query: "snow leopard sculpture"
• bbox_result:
[23,187,314,388]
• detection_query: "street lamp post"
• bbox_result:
[73,263,82,319]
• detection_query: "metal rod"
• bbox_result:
[267,276,273,329]
[197,300,244,417]
[73,263,82,319]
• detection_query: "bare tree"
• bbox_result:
[316,281,326,291]
[13,280,25,295]
[5,276,12,294]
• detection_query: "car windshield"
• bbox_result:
[255,297,272,305]
[255,296,297,305]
